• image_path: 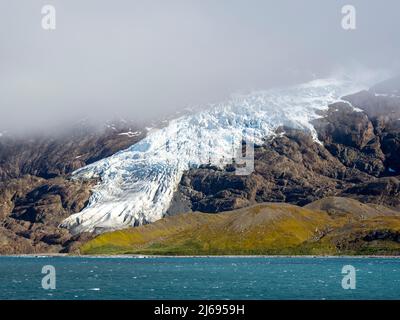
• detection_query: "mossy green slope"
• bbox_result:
[80,198,400,256]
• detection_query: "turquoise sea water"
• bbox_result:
[0,256,399,300]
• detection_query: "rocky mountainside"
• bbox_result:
[170,78,400,216]
[1,76,400,254]
[0,121,146,253]
[0,122,145,181]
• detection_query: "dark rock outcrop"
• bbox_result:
[171,128,360,213]
[342,176,400,209]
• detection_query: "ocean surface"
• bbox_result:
[0,256,399,300]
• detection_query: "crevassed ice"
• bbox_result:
[61,78,366,234]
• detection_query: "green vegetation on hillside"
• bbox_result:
[80,198,400,256]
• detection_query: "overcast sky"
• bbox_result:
[0,0,399,134]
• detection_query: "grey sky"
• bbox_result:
[0,0,399,134]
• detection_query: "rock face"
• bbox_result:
[314,102,385,177]
[0,121,145,254]
[170,129,348,214]
[0,175,95,254]
[342,177,400,209]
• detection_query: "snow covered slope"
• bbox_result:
[61,78,368,234]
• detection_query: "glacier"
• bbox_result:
[60,78,369,234]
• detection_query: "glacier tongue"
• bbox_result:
[61,78,367,234]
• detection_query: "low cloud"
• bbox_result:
[0,0,399,134]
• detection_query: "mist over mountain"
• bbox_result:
[1,0,400,134]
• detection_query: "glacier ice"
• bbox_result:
[60,78,369,234]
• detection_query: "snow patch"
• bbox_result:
[339,99,363,112]
[118,131,141,138]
